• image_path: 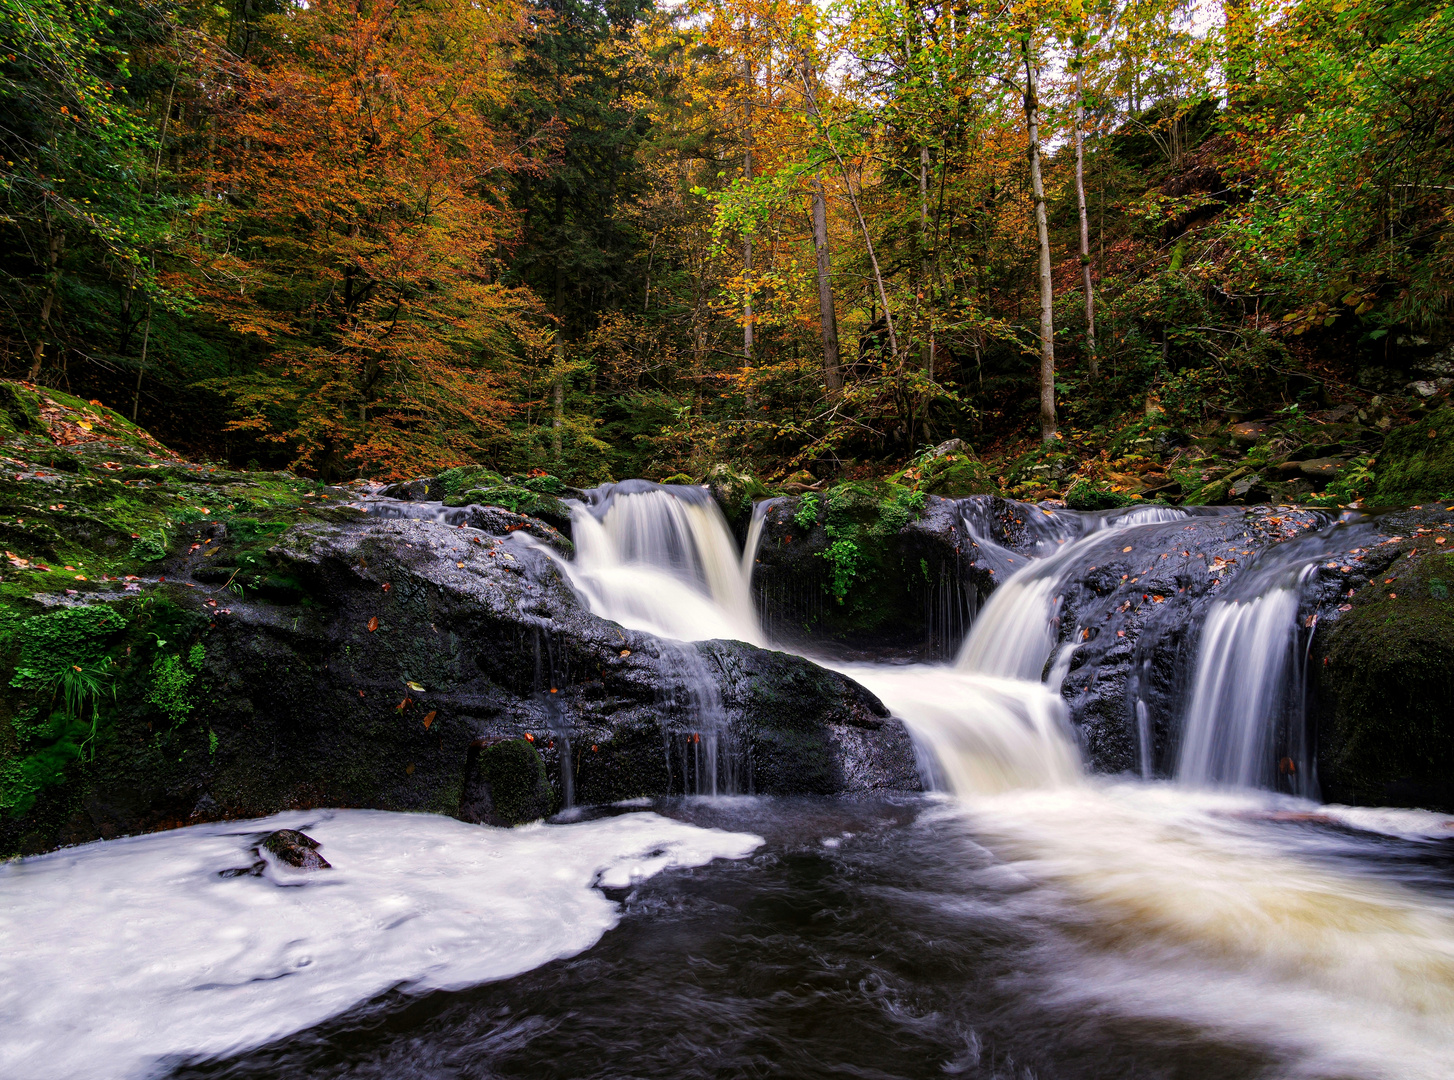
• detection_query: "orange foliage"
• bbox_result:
[201,0,551,478]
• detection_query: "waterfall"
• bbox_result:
[546,483,1085,798]
[1175,581,1308,792]
[956,504,1189,681]
[564,481,762,647]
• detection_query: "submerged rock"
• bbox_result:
[261,829,331,870]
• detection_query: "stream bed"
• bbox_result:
[8,791,1452,1080]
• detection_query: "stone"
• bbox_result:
[1229,421,1270,447]
[459,737,553,826]
[1314,515,1454,811]
[926,438,966,459]
[1298,458,1345,484]
[1372,406,1454,505]
[261,829,331,870]
[3,510,922,853]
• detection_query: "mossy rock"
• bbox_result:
[660,472,697,486]
[706,463,767,524]
[1372,407,1454,505]
[1064,479,1135,511]
[918,455,997,497]
[1317,549,1454,810]
[459,737,553,826]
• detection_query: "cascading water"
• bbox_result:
[10,488,1454,1080]
[955,504,1190,681]
[547,482,1086,797]
[1176,513,1374,796]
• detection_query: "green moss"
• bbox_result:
[1065,479,1135,511]
[147,654,195,727]
[477,738,550,825]
[1319,550,1454,808]
[1372,407,1454,505]
[9,607,128,691]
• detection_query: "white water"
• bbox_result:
[547,485,1454,1078]
[0,809,762,1080]
[562,484,762,646]
[956,504,1187,680]
[8,487,1454,1080]
[1177,582,1307,790]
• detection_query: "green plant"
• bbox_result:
[148,644,205,728]
[794,494,820,530]
[819,539,862,603]
[128,527,171,563]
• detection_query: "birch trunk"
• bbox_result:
[1074,58,1097,375]
[1023,40,1057,442]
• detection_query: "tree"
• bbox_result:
[202,0,546,478]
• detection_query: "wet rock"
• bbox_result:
[752,489,991,659]
[460,737,553,826]
[705,464,767,529]
[6,508,920,852]
[1229,473,1266,501]
[261,829,331,870]
[1313,511,1454,811]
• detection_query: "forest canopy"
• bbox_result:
[0,0,1450,483]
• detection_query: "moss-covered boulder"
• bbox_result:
[1064,478,1135,511]
[705,463,767,528]
[459,737,553,826]
[1372,406,1454,505]
[751,484,990,658]
[1315,531,1454,811]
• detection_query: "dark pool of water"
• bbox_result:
[162,794,1454,1080]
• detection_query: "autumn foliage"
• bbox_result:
[186,0,548,478]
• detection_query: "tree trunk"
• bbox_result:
[27,229,65,382]
[1023,40,1057,442]
[742,50,754,362]
[132,302,153,421]
[796,59,895,359]
[810,177,842,393]
[1074,57,1097,376]
[919,145,934,381]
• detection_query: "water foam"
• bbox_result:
[0,809,762,1080]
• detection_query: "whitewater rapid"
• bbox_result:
[0,809,762,1080]
[546,483,1454,1080]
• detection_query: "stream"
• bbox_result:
[3,484,1453,1080]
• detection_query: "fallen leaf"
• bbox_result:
[367,616,379,632]
[1390,593,1397,599]
[1339,604,1352,611]
[396,697,411,711]
[407,681,425,692]
[1122,546,1132,552]
[619,649,631,658]
[406,763,415,775]
[524,732,535,742]
[457,562,464,568]
[422,710,436,729]
[382,582,391,591]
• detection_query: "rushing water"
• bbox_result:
[5,486,1454,1080]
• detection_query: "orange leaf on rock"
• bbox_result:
[422,710,436,729]
[367,616,379,632]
